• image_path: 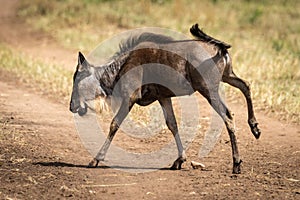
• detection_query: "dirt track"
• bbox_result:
[0,1,299,199]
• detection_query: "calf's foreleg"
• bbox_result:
[159,98,186,170]
[88,98,135,167]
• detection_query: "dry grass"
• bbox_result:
[0,44,72,103]
[4,0,299,123]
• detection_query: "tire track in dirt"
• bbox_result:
[0,0,299,199]
[0,0,75,70]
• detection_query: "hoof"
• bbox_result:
[232,159,242,174]
[87,158,99,168]
[250,122,261,139]
[170,157,186,170]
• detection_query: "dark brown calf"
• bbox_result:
[70,24,261,173]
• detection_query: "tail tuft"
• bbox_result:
[190,24,231,50]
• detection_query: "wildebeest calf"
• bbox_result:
[70,24,261,174]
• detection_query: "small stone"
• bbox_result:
[89,190,96,194]
[191,161,205,169]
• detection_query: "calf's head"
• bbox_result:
[70,52,106,116]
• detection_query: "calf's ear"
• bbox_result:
[77,52,90,72]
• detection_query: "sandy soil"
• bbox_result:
[0,1,299,199]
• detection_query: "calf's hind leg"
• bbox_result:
[159,98,186,170]
[198,89,242,174]
[222,72,261,139]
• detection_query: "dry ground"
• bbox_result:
[0,1,299,199]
